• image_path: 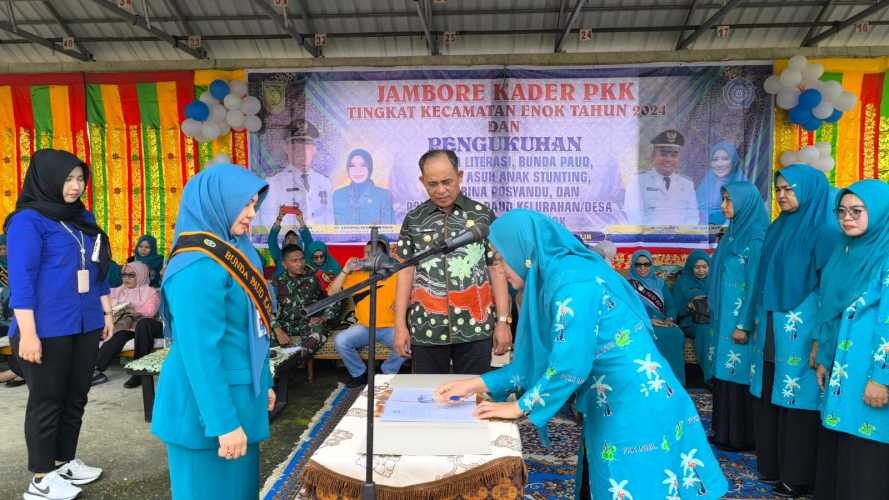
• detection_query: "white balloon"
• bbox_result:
[812,101,834,119]
[802,63,824,82]
[815,141,832,157]
[202,122,220,141]
[198,92,218,106]
[802,77,822,91]
[776,88,800,109]
[821,80,843,102]
[800,145,820,164]
[780,151,798,166]
[788,54,808,70]
[834,91,857,112]
[209,104,227,124]
[226,109,246,128]
[216,121,231,137]
[813,156,835,172]
[223,94,242,111]
[780,69,803,88]
[764,75,782,94]
[245,115,262,133]
[241,96,262,116]
[229,80,248,98]
[180,118,200,137]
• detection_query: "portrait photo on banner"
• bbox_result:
[246,65,774,247]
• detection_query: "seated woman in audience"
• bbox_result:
[672,249,714,383]
[306,240,342,293]
[436,210,728,499]
[0,233,25,387]
[709,182,767,452]
[268,205,311,278]
[814,179,889,500]
[627,250,686,384]
[91,262,160,387]
[127,234,164,287]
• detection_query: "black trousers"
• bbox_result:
[711,379,756,450]
[815,428,889,500]
[95,318,163,372]
[411,338,492,375]
[12,329,101,473]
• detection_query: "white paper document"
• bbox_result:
[380,388,477,423]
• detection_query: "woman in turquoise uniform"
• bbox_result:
[814,179,889,499]
[708,181,768,451]
[628,249,686,384]
[672,250,714,383]
[151,164,275,500]
[435,210,727,500]
[332,148,395,225]
[696,142,746,226]
[749,164,841,496]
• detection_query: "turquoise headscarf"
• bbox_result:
[488,209,650,441]
[756,164,842,311]
[628,249,664,301]
[306,240,342,274]
[697,142,746,225]
[134,234,164,286]
[674,250,711,301]
[709,181,769,316]
[161,164,269,396]
[818,179,889,324]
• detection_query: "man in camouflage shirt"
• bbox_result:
[394,150,512,374]
[272,244,340,362]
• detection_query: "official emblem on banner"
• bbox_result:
[723,77,755,109]
[262,80,287,115]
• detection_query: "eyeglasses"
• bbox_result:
[835,205,866,221]
[121,273,136,278]
[634,262,652,268]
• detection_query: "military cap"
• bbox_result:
[651,129,684,149]
[286,119,319,143]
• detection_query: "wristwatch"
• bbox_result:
[497,315,512,325]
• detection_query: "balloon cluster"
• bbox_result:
[180,79,263,143]
[779,142,835,173]
[763,55,857,132]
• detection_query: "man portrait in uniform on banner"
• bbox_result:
[623,129,699,227]
[259,118,334,227]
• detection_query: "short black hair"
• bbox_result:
[281,244,304,259]
[418,149,459,173]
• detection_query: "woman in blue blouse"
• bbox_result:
[814,179,889,499]
[628,249,687,385]
[672,250,714,383]
[435,210,727,500]
[6,149,113,500]
[151,164,275,500]
[749,165,841,496]
[708,182,768,452]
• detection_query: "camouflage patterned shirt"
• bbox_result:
[272,271,338,339]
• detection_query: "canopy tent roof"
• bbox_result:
[0,0,888,64]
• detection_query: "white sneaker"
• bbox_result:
[23,471,81,500]
[56,459,102,486]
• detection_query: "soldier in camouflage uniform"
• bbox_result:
[272,244,341,363]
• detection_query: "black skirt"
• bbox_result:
[711,378,755,450]
[815,428,889,500]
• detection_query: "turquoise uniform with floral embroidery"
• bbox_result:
[749,292,822,410]
[711,240,761,385]
[482,210,727,500]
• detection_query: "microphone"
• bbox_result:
[438,222,489,253]
[354,253,399,273]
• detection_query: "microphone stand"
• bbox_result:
[302,230,475,500]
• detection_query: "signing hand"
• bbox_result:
[217,427,248,460]
[474,401,523,420]
[434,377,485,403]
[863,380,889,408]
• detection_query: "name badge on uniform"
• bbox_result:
[257,310,268,338]
[77,269,90,294]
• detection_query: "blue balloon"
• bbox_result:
[209,79,230,100]
[802,117,822,132]
[825,109,843,123]
[797,88,822,110]
[190,101,210,121]
[788,105,811,125]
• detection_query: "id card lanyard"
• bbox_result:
[60,222,89,294]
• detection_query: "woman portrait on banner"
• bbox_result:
[697,142,746,226]
[151,164,275,499]
[749,164,841,497]
[127,235,164,287]
[672,250,714,383]
[708,181,768,452]
[332,148,395,225]
[6,149,113,500]
[813,179,889,499]
[434,209,728,500]
[627,250,687,385]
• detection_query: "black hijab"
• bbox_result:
[4,149,112,279]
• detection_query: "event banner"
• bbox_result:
[247,65,773,247]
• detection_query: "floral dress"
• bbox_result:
[482,280,727,500]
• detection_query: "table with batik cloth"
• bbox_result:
[298,374,526,500]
